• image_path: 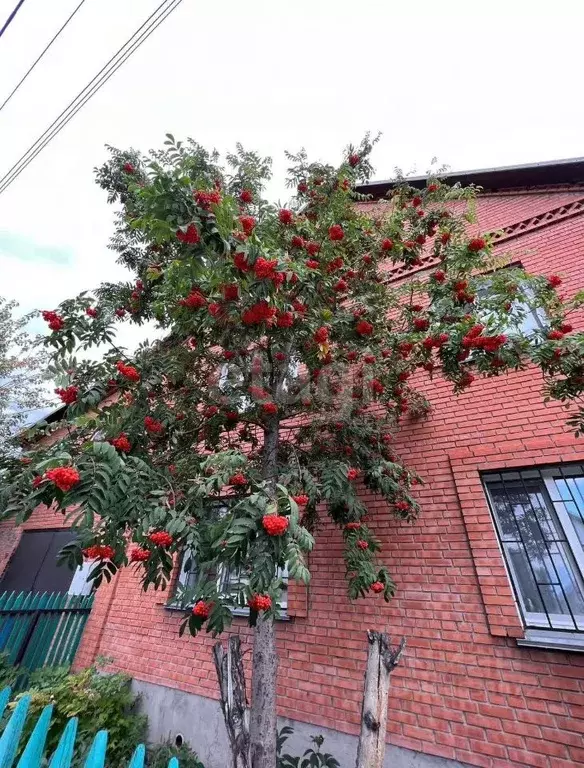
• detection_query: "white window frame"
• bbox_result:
[174,502,288,614]
[220,359,300,399]
[68,560,94,596]
[475,271,548,338]
[177,553,288,614]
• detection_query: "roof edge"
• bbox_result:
[356,157,584,199]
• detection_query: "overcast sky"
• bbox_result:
[0,0,583,348]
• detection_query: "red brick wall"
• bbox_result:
[4,190,584,768]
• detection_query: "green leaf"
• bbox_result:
[33,453,73,472]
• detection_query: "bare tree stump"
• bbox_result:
[213,636,251,768]
[355,631,406,768]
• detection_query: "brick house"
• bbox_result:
[2,157,584,768]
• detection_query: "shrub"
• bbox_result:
[3,661,206,766]
[146,739,205,767]
[12,665,147,766]
[277,728,340,768]
[27,664,70,689]
[0,651,20,689]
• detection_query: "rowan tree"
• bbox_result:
[2,135,584,768]
[0,296,50,454]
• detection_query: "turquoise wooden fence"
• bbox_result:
[0,687,179,767]
[0,592,93,687]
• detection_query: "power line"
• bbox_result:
[0,0,88,115]
[0,0,180,193]
[0,0,26,39]
[0,0,183,196]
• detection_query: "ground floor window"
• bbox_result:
[177,554,288,613]
[483,464,584,632]
[173,503,288,614]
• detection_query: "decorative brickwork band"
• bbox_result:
[384,195,584,282]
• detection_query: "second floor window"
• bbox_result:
[483,464,584,633]
[475,270,547,338]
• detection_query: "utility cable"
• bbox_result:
[0,0,26,40]
[0,0,88,115]
[0,0,183,196]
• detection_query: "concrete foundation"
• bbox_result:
[131,678,470,768]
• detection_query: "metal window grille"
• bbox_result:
[174,503,287,612]
[483,464,584,632]
[178,558,288,612]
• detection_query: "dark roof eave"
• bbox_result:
[355,157,584,200]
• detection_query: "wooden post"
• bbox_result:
[213,636,251,768]
[355,632,405,768]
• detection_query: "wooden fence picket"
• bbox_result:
[0,687,181,767]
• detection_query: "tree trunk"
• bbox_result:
[213,636,250,768]
[355,632,406,768]
[248,421,280,768]
[249,613,278,767]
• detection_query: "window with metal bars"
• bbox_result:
[482,465,584,633]
[172,502,288,614]
[176,552,288,614]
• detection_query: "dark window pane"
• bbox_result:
[490,486,520,541]
[505,543,545,615]
[34,531,76,593]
